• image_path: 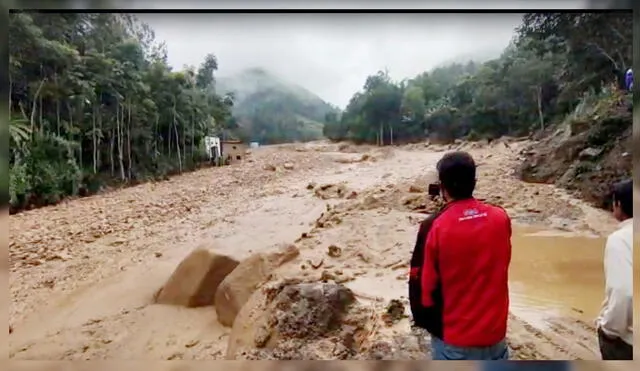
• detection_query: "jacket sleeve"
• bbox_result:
[409,221,428,279]
[599,233,632,337]
[506,213,513,264]
[420,224,439,307]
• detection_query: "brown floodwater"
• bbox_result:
[346,223,630,329]
[508,226,608,326]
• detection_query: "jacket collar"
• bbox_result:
[445,197,476,206]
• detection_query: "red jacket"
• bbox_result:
[413,198,511,347]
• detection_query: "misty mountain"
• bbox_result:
[435,47,505,68]
[216,68,339,144]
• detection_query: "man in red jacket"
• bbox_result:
[409,151,512,360]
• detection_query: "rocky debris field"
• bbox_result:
[8,139,619,361]
[518,98,632,210]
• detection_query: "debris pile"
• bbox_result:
[226,280,380,360]
[312,183,349,200]
[381,299,407,326]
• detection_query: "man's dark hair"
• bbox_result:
[612,179,633,218]
[436,151,476,200]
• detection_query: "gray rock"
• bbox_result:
[578,147,603,160]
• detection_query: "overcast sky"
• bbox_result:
[135,1,589,108]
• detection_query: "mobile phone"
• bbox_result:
[427,183,440,197]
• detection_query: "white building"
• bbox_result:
[204,136,221,160]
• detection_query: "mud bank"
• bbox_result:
[8,140,623,360]
[518,93,633,210]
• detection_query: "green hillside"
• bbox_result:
[216,68,338,144]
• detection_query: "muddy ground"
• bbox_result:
[8,140,624,360]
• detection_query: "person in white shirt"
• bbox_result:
[596,179,633,360]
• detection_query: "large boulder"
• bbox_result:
[155,248,239,307]
[225,278,280,359]
[226,280,368,360]
[226,279,428,360]
[214,244,299,327]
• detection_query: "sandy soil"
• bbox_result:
[5,362,640,371]
[8,140,621,360]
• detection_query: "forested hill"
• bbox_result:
[8,12,235,213]
[217,68,339,144]
[324,12,633,145]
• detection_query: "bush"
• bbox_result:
[574,161,594,175]
[466,129,481,141]
[9,133,82,212]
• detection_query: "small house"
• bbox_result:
[221,140,248,164]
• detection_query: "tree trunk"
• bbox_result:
[154,114,159,159]
[127,100,132,179]
[39,95,43,132]
[79,137,83,170]
[30,78,46,136]
[167,121,172,159]
[76,97,86,168]
[65,101,74,164]
[110,126,115,177]
[182,117,186,167]
[536,86,544,132]
[191,110,195,161]
[173,100,182,173]
[56,100,61,137]
[53,73,59,136]
[92,104,97,174]
[97,94,103,170]
[116,101,126,181]
[378,123,383,146]
[389,123,394,146]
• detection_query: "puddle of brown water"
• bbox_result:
[509,225,605,325]
[344,223,612,329]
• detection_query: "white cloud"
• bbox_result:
[133,0,589,108]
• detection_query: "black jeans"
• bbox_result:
[598,327,633,360]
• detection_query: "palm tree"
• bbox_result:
[9,118,31,148]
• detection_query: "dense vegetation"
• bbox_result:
[323,12,633,145]
[217,68,338,144]
[7,10,633,214]
[8,12,237,213]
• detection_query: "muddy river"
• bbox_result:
[345,225,610,329]
[8,141,630,360]
[509,228,605,326]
